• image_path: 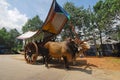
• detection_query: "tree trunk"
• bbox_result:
[99,30,103,57]
[93,31,98,56]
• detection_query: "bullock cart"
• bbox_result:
[17,0,70,64]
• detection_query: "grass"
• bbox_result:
[105,57,120,64]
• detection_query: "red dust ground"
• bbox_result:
[76,56,120,71]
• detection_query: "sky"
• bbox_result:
[0,0,99,32]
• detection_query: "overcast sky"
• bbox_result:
[0,0,99,32]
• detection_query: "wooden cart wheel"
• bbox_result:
[24,42,38,64]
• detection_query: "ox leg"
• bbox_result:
[42,56,45,64]
[63,56,69,69]
[32,54,38,64]
[72,57,76,65]
[27,51,33,64]
[45,55,50,68]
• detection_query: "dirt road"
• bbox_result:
[0,55,120,80]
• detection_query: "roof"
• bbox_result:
[89,37,119,45]
[17,31,37,40]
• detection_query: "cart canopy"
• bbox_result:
[42,0,70,34]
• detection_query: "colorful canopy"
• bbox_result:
[42,0,70,34]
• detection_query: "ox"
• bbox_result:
[44,38,78,69]
[77,41,90,57]
[73,38,90,57]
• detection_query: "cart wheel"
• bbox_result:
[24,42,38,64]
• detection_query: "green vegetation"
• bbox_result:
[62,0,120,56]
[0,15,43,54]
[106,57,120,64]
[22,15,43,33]
[0,28,21,53]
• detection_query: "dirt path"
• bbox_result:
[76,57,120,71]
[0,54,120,80]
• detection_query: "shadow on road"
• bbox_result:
[48,59,98,74]
[13,56,98,74]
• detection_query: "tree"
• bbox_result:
[63,2,80,39]
[93,0,120,56]
[22,15,43,33]
[0,27,21,53]
[63,2,91,39]
[9,29,21,50]
[103,0,120,21]
[94,0,120,35]
[0,28,11,46]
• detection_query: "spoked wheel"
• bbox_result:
[24,42,38,64]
